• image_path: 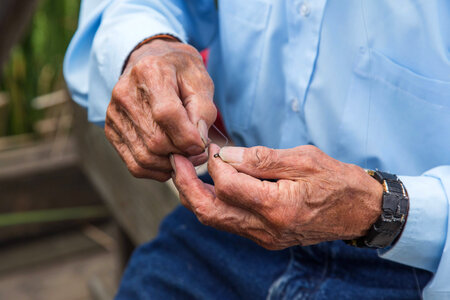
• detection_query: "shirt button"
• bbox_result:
[291,98,300,113]
[299,2,311,17]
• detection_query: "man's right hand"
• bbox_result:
[105,39,217,182]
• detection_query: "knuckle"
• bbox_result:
[128,164,144,178]
[199,73,215,92]
[204,100,218,122]
[111,80,128,101]
[179,196,190,208]
[152,102,180,123]
[262,243,280,251]
[133,150,152,167]
[267,211,289,230]
[104,125,113,140]
[296,211,313,226]
[138,56,163,72]
[132,57,170,83]
[259,236,279,251]
[104,124,120,145]
[299,155,316,170]
[197,215,210,226]
[154,174,170,182]
[146,137,167,155]
[251,146,277,170]
[105,106,114,122]
[150,131,167,149]
[142,137,156,153]
[299,145,322,161]
[194,206,212,226]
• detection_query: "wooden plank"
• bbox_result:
[0,133,35,151]
[0,229,104,275]
[0,243,118,300]
[0,138,78,180]
[0,144,107,242]
[72,103,179,245]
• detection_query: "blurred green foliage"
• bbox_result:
[0,0,80,136]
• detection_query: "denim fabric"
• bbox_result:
[115,204,432,300]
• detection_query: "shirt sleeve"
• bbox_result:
[63,0,217,125]
[378,166,450,298]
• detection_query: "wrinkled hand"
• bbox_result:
[172,144,383,250]
[105,39,217,181]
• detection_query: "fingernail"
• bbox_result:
[219,147,244,164]
[169,154,176,173]
[186,145,204,155]
[197,119,209,147]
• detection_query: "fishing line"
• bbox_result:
[211,123,229,147]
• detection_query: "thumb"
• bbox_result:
[218,146,300,180]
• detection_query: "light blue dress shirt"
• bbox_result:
[64,1,450,298]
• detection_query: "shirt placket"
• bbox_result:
[280,0,327,147]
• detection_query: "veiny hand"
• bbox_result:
[171,144,383,250]
[105,39,217,181]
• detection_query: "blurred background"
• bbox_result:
[0,1,181,299]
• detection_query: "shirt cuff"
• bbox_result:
[378,175,448,272]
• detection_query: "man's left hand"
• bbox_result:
[171,144,383,250]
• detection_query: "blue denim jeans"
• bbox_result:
[115,204,432,299]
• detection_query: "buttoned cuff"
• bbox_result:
[378,175,448,272]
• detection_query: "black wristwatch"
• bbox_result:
[346,170,409,249]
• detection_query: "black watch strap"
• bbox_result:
[346,170,409,249]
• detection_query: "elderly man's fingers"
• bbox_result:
[171,153,215,201]
[104,125,171,181]
[218,145,321,180]
[108,90,180,156]
[134,65,205,156]
[171,155,275,244]
[207,144,280,215]
[105,111,173,172]
[172,153,303,249]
